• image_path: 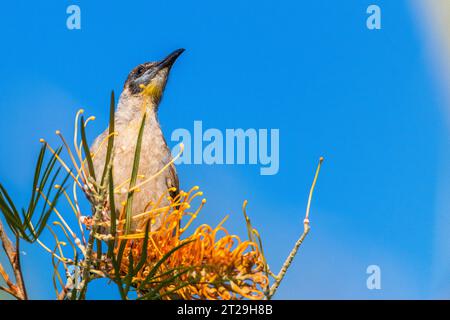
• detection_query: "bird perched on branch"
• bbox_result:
[90,49,184,232]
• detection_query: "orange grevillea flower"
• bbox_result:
[115,186,269,300]
[32,107,321,301]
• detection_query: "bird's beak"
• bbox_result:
[155,48,185,71]
[133,49,185,88]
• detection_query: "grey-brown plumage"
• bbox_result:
[90,49,184,232]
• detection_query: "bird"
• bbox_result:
[90,49,184,232]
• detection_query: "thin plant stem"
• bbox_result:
[267,157,324,299]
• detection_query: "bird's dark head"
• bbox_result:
[123,48,185,105]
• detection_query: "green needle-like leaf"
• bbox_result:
[132,222,150,274]
[107,166,117,258]
[101,90,116,186]
[124,113,146,234]
[140,240,193,288]
[0,186,21,235]
[80,115,96,183]
[139,269,192,300]
[0,145,68,242]
[31,170,70,241]
[116,240,128,270]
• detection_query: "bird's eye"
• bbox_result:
[135,67,144,77]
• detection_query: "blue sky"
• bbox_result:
[0,1,448,299]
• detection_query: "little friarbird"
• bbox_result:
[90,49,185,232]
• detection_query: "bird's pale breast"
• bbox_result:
[91,113,177,232]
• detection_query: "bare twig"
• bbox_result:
[267,157,324,299]
[14,236,27,299]
[0,258,14,287]
[0,261,20,299]
[0,219,27,299]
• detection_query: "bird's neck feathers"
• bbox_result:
[115,89,160,126]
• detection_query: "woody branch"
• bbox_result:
[0,219,27,300]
